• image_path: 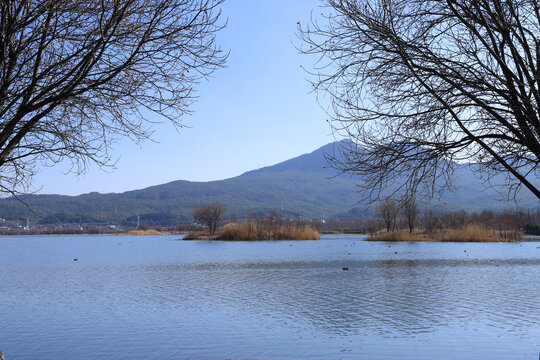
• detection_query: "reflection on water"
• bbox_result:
[0,235,539,360]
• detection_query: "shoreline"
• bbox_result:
[0,229,533,242]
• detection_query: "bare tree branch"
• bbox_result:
[193,202,226,234]
[0,0,227,195]
[298,0,540,202]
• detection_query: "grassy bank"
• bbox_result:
[369,225,520,242]
[185,220,320,241]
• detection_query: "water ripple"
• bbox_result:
[1,236,539,359]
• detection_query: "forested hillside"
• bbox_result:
[1,142,538,225]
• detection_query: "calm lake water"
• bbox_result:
[0,234,539,360]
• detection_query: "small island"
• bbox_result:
[185,221,320,241]
[369,225,520,242]
[184,205,320,240]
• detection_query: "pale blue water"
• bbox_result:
[0,234,539,360]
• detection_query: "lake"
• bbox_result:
[0,234,539,360]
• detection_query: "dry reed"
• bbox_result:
[439,224,513,242]
[369,224,520,242]
[216,221,320,240]
[368,230,417,242]
[125,229,164,236]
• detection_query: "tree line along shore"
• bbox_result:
[182,202,539,242]
[2,202,540,242]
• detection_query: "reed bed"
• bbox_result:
[369,224,520,242]
[440,224,519,242]
[125,229,164,236]
[216,221,320,240]
[368,230,417,242]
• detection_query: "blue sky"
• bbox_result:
[32,0,334,196]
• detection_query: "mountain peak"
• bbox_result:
[241,142,341,177]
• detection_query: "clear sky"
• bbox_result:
[31,0,332,196]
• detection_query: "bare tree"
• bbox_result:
[0,0,226,195]
[193,202,226,234]
[402,194,418,234]
[423,208,441,233]
[299,0,540,201]
[378,198,398,232]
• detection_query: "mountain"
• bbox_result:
[0,142,360,223]
[0,142,538,224]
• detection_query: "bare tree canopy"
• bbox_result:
[193,202,226,234]
[403,194,418,234]
[378,198,398,232]
[0,0,226,195]
[299,0,540,201]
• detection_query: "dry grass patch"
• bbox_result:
[183,231,214,240]
[368,230,418,242]
[216,221,320,241]
[185,221,320,241]
[439,224,517,242]
[125,229,164,236]
[369,225,520,242]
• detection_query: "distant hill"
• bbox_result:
[1,141,538,225]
